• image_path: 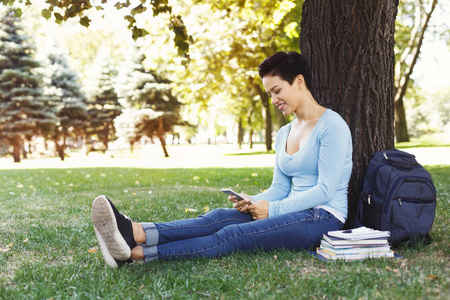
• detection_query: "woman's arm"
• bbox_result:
[269,117,352,217]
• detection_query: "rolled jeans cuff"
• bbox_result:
[142,245,158,263]
[140,222,159,247]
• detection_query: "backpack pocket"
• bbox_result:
[389,198,435,246]
[386,176,436,246]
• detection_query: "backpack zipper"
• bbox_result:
[367,163,385,205]
[383,176,436,213]
[396,198,435,207]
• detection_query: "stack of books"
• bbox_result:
[315,226,395,261]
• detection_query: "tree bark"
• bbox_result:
[251,80,273,151]
[300,0,398,227]
[11,135,22,163]
[54,137,65,161]
[157,117,169,157]
[247,110,254,149]
[394,98,409,142]
[237,118,244,149]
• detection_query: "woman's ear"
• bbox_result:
[295,75,304,88]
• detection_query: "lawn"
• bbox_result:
[0,165,448,299]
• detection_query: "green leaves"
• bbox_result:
[41,9,51,20]
[130,3,146,16]
[79,16,90,27]
[170,15,192,57]
[2,0,193,58]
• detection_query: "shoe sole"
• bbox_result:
[94,226,118,269]
[91,195,131,261]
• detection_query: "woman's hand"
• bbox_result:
[247,200,269,220]
[228,193,252,213]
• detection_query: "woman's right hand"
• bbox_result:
[228,193,253,213]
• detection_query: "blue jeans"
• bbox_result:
[140,208,343,262]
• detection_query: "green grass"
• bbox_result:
[395,133,450,148]
[0,166,448,299]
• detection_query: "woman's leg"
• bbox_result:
[138,208,253,246]
[140,208,343,262]
[131,208,253,261]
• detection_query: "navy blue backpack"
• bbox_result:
[353,149,436,247]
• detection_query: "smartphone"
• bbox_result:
[221,188,244,200]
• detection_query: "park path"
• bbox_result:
[0,144,448,170]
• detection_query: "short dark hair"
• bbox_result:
[258,51,312,90]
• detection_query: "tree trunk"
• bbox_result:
[157,117,169,157]
[394,98,409,142]
[103,125,110,151]
[237,118,244,149]
[11,135,22,163]
[247,111,254,149]
[22,141,28,159]
[251,79,273,151]
[158,133,169,157]
[300,0,398,227]
[54,137,65,161]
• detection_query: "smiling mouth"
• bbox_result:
[277,103,285,111]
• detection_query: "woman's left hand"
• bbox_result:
[247,200,269,220]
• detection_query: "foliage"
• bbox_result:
[0,165,448,299]
[173,0,302,147]
[404,86,450,137]
[0,0,193,57]
[39,44,87,160]
[0,7,56,162]
[118,49,188,157]
[84,48,123,151]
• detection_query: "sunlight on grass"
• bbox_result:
[396,133,450,148]
[0,166,448,299]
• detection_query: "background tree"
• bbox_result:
[6,0,303,151]
[300,0,399,226]
[84,49,122,153]
[178,0,302,150]
[0,8,56,162]
[120,52,187,157]
[40,44,87,160]
[394,0,438,142]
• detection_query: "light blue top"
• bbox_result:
[252,109,353,222]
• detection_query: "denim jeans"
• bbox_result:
[140,208,343,262]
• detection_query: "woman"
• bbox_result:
[91,51,353,268]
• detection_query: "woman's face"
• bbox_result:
[262,75,301,116]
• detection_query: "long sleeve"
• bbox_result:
[252,110,353,219]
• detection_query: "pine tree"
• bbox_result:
[40,44,87,160]
[0,8,57,162]
[119,51,187,157]
[84,49,122,153]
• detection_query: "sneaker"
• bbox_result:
[94,226,132,268]
[91,195,137,261]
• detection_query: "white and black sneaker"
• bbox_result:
[94,226,132,268]
[91,195,137,261]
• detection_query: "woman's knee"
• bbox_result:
[200,208,253,225]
